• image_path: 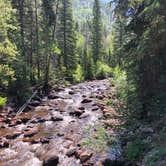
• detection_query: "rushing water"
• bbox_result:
[0,79,121,166]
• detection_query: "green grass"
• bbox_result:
[81,124,115,152]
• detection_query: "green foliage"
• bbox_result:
[81,124,115,152]
[126,139,147,164]
[73,64,84,82]
[0,0,17,89]
[144,147,166,166]
[58,0,77,77]
[92,0,103,63]
[96,61,112,79]
[0,97,7,108]
[112,66,127,99]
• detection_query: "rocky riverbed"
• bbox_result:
[0,79,122,166]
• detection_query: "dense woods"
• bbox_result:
[0,0,165,165]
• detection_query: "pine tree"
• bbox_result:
[0,0,17,90]
[58,0,77,81]
[92,0,103,64]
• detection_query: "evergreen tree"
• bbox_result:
[58,0,77,81]
[92,0,103,63]
[0,0,17,90]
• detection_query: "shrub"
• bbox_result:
[112,66,127,99]
[73,64,84,82]
[125,139,147,164]
[96,61,112,79]
[0,96,7,108]
[81,124,116,152]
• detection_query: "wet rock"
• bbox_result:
[79,113,90,119]
[48,94,60,99]
[139,127,154,133]
[16,119,22,124]
[29,100,41,107]
[79,151,93,163]
[31,138,41,144]
[21,116,31,123]
[78,106,85,111]
[24,127,38,137]
[36,117,46,123]
[40,137,50,144]
[43,155,59,166]
[75,149,83,158]
[51,115,63,121]
[92,106,99,111]
[6,131,22,139]
[3,117,11,123]
[66,147,77,157]
[57,132,65,137]
[68,91,75,95]
[81,98,92,104]
[69,109,84,117]
[96,95,104,100]
[0,137,9,148]
[31,118,39,124]
[63,140,73,149]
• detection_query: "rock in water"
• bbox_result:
[81,98,92,104]
[51,115,63,121]
[6,131,22,139]
[43,155,59,166]
[79,151,93,163]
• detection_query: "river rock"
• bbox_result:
[92,106,99,111]
[0,137,9,148]
[21,116,31,123]
[68,91,75,95]
[6,131,22,139]
[43,155,59,166]
[48,94,60,99]
[66,147,77,157]
[29,100,41,107]
[69,109,84,117]
[51,115,63,121]
[40,137,50,144]
[78,106,85,111]
[24,127,38,137]
[81,98,92,104]
[79,113,90,119]
[79,151,93,163]
[31,138,41,144]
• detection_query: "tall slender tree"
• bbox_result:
[92,0,103,63]
[58,0,77,80]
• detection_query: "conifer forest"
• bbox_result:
[0,0,165,165]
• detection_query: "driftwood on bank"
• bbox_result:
[16,90,38,116]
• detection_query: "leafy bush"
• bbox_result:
[73,64,84,82]
[96,61,112,79]
[144,147,166,166]
[125,139,147,164]
[112,66,127,99]
[0,97,7,108]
